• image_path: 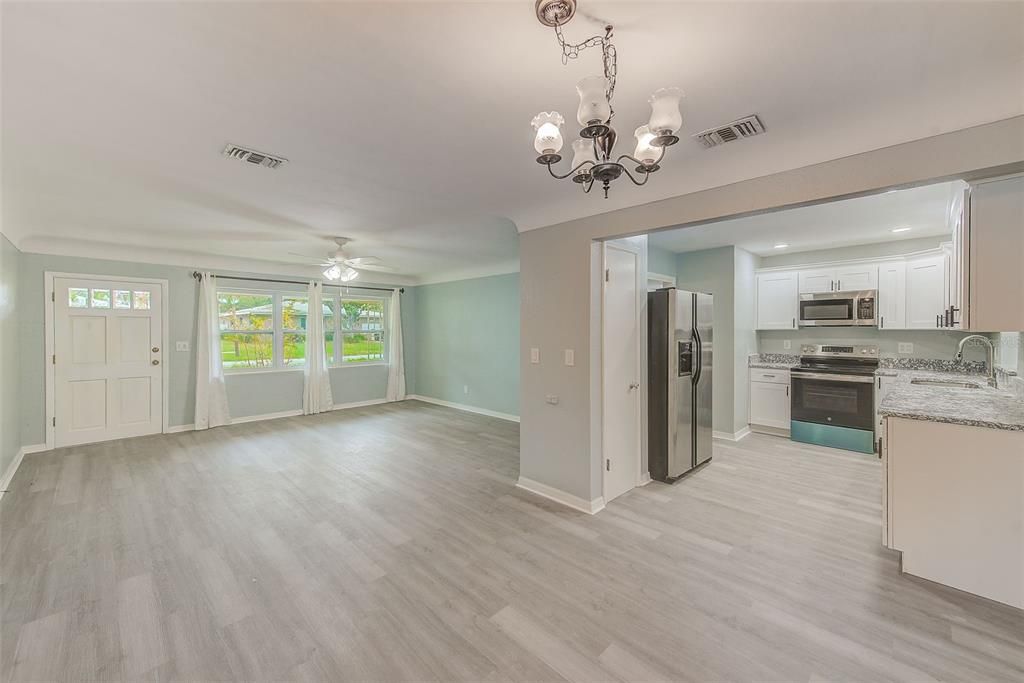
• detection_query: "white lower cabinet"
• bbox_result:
[749,369,790,432]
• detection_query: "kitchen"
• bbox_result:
[645,173,1023,609]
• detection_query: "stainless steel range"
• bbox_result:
[790,344,879,454]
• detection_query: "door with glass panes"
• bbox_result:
[54,278,163,446]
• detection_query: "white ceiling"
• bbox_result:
[2,2,1022,282]
[648,181,960,256]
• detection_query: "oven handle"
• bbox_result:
[791,372,875,384]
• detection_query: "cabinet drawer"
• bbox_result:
[750,369,790,384]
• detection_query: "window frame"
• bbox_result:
[218,288,298,374]
[327,293,389,368]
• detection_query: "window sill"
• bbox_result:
[224,368,304,377]
[329,362,389,370]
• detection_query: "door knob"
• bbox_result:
[151,360,160,366]
[152,347,160,353]
[628,382,640,390]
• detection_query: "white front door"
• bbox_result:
[54,277,163,447]
[603,244,640,503]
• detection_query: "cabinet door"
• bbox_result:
[877,262,906,329]
[874,375,897,436]
[756,272,798,329]
[750,381,790,429]
[905,255,945,328]
[835,264,878,292]
[798,269,835,294]
[968,175,1024,331]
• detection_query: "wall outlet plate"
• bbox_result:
[564,349,574,366]
[783,340,791,350]
[898,342,914,354]
[175,341,190,352]
[530,348,540,364]
[463,385,469,394]
[545,394,559,405]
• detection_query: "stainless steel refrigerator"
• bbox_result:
[648,288,713,482]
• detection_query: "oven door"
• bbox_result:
[790,372,875,430]
[799,297,854,326]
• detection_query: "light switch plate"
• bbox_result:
[530,347,540,364]
[545,394,559,405]
[175,341,190,352]
[898,342,914,354]
[564,349,574,366]
[783,340,791,350]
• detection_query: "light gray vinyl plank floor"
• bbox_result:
[2,400,1022,681]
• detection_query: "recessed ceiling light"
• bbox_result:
[891,227,912,233]
[773,243,789,249]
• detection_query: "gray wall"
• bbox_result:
[412,273,520,416]
[675,247,736,434]
[1,234,21,477]
[16,252,412,445]
[520,117,1024,503]
[758,236,945,269]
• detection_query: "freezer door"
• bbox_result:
[668,290,695,478]
[694,292,714,467]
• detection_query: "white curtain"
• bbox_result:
[194,273,231,429]
[303,281,334,414]
[386,288,406,402]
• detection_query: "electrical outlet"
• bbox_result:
[898,342,914,354]
[463,384,469,395]
[545,394,559,405]
[175,341,190,352]
[783,340,791,350]
[564,349,574,366]
[530,347,540,364]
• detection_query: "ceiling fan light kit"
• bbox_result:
[530,1,683,198]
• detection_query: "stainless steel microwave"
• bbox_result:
[798,290,877,327]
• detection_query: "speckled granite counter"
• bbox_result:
[748,354,799,370]
[878,370,1024,431]
[749,361,798,370]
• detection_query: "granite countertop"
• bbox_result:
[749,361,799,370]
[748,354,799,370]
[878,370,1024,432]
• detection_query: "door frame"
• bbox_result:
[44,271,171,450]
[600,241,645,502]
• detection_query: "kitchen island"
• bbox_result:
[879,371,1024,609]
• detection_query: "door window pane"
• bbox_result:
[221,332,274,369]
[113,290,132,309]
[133,291,152,310]
[91,289,111,308]
[218,293,271,331]
[68,288,89,308]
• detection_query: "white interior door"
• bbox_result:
[603,244,640,504]
[54,277,163,447]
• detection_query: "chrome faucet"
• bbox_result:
[955,335,996,387]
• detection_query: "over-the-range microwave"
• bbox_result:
[798,290,877,327]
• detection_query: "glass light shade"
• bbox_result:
[633,125,659,163]
[339,267,359,282]
[531,111,565,154]
[323,264,342,280]
[576,76,610,127]
[570,138,597,173]
[648,87,683,134]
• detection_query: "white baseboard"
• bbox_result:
[0,444,47,500]
[638,472,653,486]
[230,409,304,425]
[165,423,195,434]
[713,427,751,442]
[407,395,520,423]
[516,476,605,515]
[330,398,388,411]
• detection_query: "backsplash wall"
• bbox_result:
[757,328,993,364]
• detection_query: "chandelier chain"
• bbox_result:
[553,23,617,121]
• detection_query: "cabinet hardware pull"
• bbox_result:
[786,386,789,397]
[837,279,841,291]
[880,316,884,328]
[792,317,796,328]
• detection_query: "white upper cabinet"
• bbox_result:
[834,264,878,292]
[966,175,1024,331]
[756,271,798,329]
[878,261,907,330]
[798,265,878,294]
[797,269,835,294]
[905,254,946,328]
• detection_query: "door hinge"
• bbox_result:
[52,417,56,427]
[605,269,610,282]
[51,291,55,302]
[52,354,56,365]
[606,459,611,472]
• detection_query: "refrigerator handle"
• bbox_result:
[691,327,702,384]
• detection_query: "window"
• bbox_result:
[217,288,388,372]
[68,287,151,310]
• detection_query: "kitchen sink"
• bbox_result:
[910,379,982,389]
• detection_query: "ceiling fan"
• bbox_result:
[290,237,394,282]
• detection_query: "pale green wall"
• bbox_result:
[1,234,21,477]
[17,252,413,445]
[676,247,736,434]
[411,273,519,416]
[647,245,677,279]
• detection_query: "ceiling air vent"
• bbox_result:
[221,143,288,169]
[693,115,765,148]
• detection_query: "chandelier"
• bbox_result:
[530,0,683,199]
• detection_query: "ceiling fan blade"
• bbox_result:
[351,263,396,273]
[344,256,382,266]
[288,251,331,260]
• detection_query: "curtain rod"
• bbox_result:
[191,271,403,294]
